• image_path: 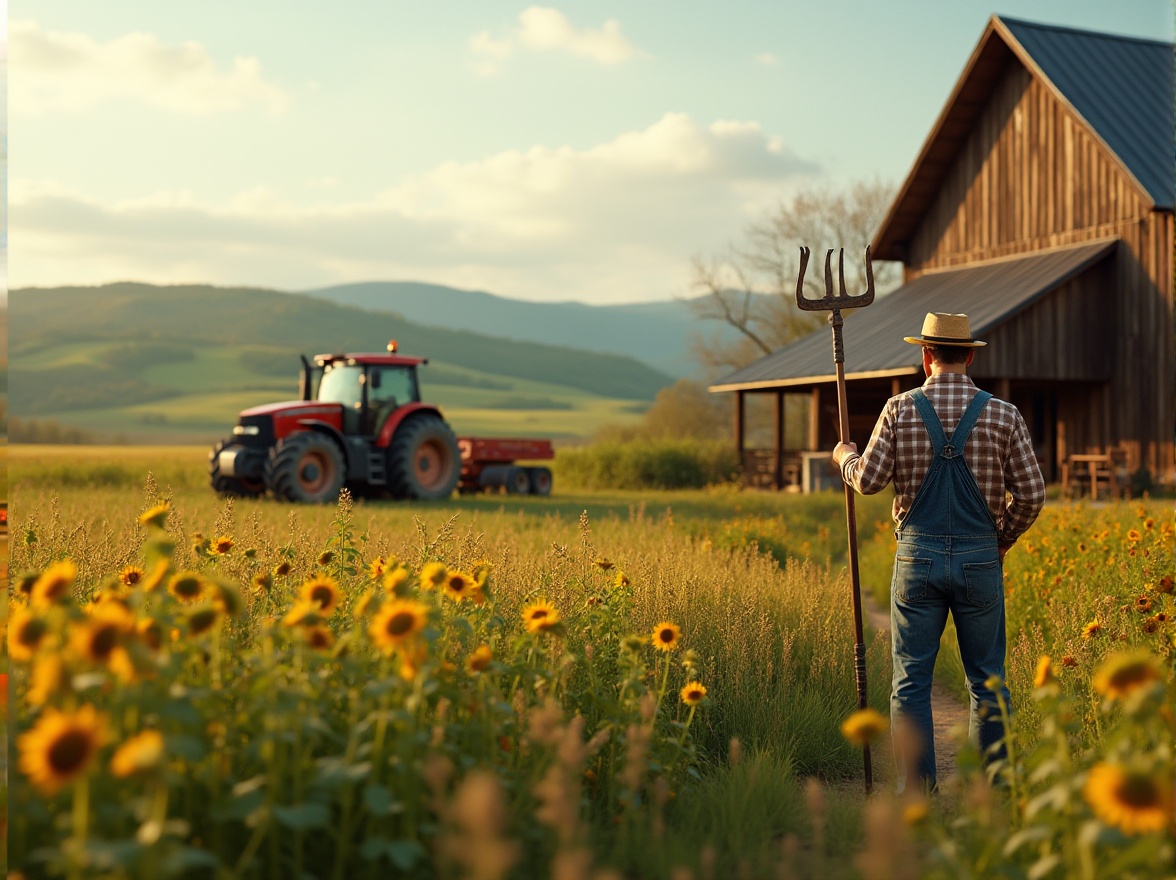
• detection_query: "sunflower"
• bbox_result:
[27,655,70,706]
[18,704,110,795]
[138,503,170,529]
[680,680,707,706]
[186,607,222,637]
[615,571,631,588]
[1083,762,1174,835]
[419,561,448,591]
[8,608,49,662]
[141,560,170,593]
[368,556,388,580]
[1142,616,1160,634]
[211,536,234,555]
[471,561,493,590]
[300,574,341,615]
[137,618,163,652]
[70,606,133,665]
[1125,528,1142,543]
[283,600,323,629]
[252,572,273,593]
[1158,575,1174,595]
[593,557,614,571]
[317,550,335,566]
[110,730,165,778]
[30,559,78,608]
[651,621,681,652]
[840,708,888,746]
[522,599,561,634]
[1081,619,1103,639]
[305,626,334,651]
[467,644,493,673]
[1093,651,1161,700]
[1143,517,1156,530]
[1033,655,1056,689]
[369,599,430,653]
[168,571,208,604]
[383,566,411,596]
[119,566,145,588]
[443,569,478,602]
[273,561,293,578]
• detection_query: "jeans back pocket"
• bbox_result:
[893,555,932,602]
[962,559,1002,608]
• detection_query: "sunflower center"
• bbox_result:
[1118,774,1160,808]
[532,609,549,621]
[310,586,333,606]
[43,578,71,600]
[387,612,415,636]
[659,629,674,642]
[48,729,94,775]
[448,578,465,593]
[18,621,46,648]
[91,625,120,659]
[174,578,202,598]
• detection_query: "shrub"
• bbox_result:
[555,438,740,490]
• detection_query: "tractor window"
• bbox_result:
[316,364,363,410]
[369,366,418,408]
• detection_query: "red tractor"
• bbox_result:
[210,344,463,502]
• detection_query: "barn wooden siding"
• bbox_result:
[904,60,1174,477]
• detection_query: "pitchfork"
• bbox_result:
[796,246,876,793]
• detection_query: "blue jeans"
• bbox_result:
[890,534,1008,793]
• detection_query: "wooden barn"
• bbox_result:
[710,16,1175,494]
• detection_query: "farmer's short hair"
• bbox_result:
[926,345,971,365]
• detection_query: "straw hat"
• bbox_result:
[903,312,987,348]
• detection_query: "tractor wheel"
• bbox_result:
[386,414,460,501]
[264,432,345,503]
[209,439,265,498]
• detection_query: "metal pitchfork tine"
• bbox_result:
[796,244,876,794]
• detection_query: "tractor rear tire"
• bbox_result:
[209,439,265,498]
[265,432,345,503]
[387,414,460,501]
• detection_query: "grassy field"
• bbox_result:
[5,446,1172,879]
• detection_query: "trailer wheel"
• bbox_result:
[209,439,265,498]
[526,466,553,497]
[387,414,460,501]
[265,432,345,502]
[478,464,532,494]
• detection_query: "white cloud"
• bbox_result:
[9,114,820,302]
[10,19,288,115]
[469,6,641,74]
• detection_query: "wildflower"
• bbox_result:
[467,644,493,673]
[1157,575,1174,594]
[615,571,631,588]
[8,608,49,662]
[317,550,335,566]
[118,566,145,588]
[680,681,707,706]
[305,626,334,651]
[593,557,614,570]
[420,562,448,590]
[30,559,78,608]
[252,572,273,593]
[110,730,165,778]
[443,569,478,602]
[840,708,888,746]
[186,607,222,637]
[1125,529,1142,543]
[651,621,681,652]
[273,561,292,578]
[1083,762,1174,835]
[369,600,430,652]
[138,503,170,529]
[27,655,70,706]
[1135,595,1154,613]
[1033,656,1057,689]
[300,574,341,615]
[283,600,323,629]
[1081,619,1103,639]
[368,555,388,579]
[211,536,234,555]
[167,571,208,604]
[18,704,110,795]
[1143,517,1155,530]
[522,599,561,634]
[1142,616,1160,633]
[1093,651,1161,700]
[384,566,411,596]
[1156,612,1170,623]
[1061,656,1078,668]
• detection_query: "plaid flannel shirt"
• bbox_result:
[840,372,1045,547]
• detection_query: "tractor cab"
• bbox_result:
[303,343,426,437]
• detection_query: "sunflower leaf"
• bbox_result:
[273,802,330,830]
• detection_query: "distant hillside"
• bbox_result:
[11,283,672,402]
[300,281,740,378]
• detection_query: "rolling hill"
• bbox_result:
[8,283,673,443]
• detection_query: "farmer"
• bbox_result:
[832,312,1045,793]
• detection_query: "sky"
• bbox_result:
[6,1,1173,305]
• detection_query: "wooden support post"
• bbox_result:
[774,390,785,489]
[808,387,821,450]
[892,377,902,397]
[735,391,745,464]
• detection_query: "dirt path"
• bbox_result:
[862,592,969,787]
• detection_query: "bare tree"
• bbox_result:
[688,179,900,376]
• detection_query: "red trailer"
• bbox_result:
[458,437,554,495]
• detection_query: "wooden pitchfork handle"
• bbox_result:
[796,246,875,794]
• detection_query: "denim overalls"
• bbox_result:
[890,388,1008,793]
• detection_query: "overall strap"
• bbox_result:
[948,390,992,453]
[909,389,947,454]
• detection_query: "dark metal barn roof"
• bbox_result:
[709,239,1117,392]
[1001,17,1176,210]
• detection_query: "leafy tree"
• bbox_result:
[688,179,901,376]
